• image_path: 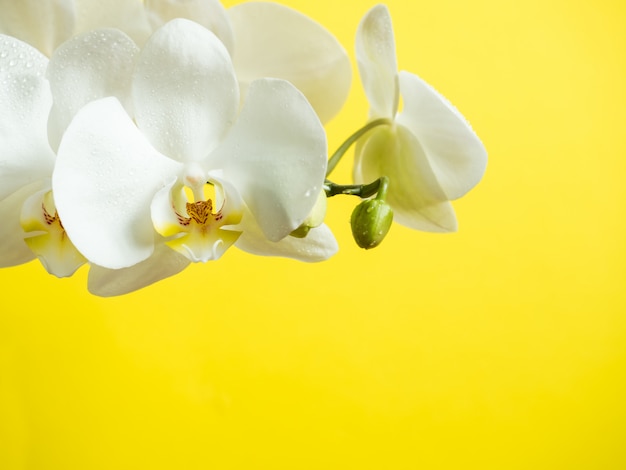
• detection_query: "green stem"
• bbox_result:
[326,118,392,177]
[324,178,384,199]
[374,176,390,200]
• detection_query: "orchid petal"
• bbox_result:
[211,78,327,242]
[0,35,55,201]
[354,125,458,232]
[228,2,351,124]
[145,0,234,55]
[0,182,45,267]
[21,189,87,277]
[396,71,487,200]
[74,0,152,47]
[132,19,239,163]
[88,244,190,297]
[356,4,399,119]
[236,214,338,262]
[0,0,75,57]
[53,97,182,269]
[47,28,140,150]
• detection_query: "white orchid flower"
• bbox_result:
[0,29,189,289]
[0,33,86,276]
[145,0,352,123]
[353,5,487,232]
[0,0,152,56]
[0,29,139,278]
[52,19,335,294]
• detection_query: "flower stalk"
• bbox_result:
[326,118,392,177]
[324,178,384,199]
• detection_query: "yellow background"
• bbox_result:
[2,0,625,468]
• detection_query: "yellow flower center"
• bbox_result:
[152,181,244,263]
[20,190,86,277]
[177,200,224,227]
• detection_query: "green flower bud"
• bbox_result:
[290,189,327,238]
[350,198,393,249]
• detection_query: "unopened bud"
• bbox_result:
[290,189,327,238]
[350,198,393,249]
